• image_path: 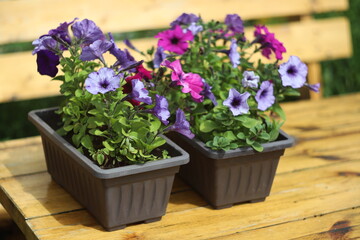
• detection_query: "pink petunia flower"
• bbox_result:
[254,25,286,60]
[161,60,204,102]
[155,25,194,54]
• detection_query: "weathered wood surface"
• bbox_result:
[0,17,351,103]
[0,93,359,239]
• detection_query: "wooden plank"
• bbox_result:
[11,160,359,239]
[0,18,352,103]
[0,0,348,44]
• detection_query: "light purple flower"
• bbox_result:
[225,14,244,34]
[48,18,77,45]
[36,50,60,77]
[278,56,308,88]
[201,80,217,106]
[306,83,320,92]
[149,95,170,125]
[187,22,203,35]
[130,79,152,105]
[255,81,275,111]
[223,89,250,116]
[170,13,200,27]
[85,68,120,94]
[228,39,240,68]
[165,109,195,139]
[242,71,259,88]
[154,46,167,68]
[32,36,58,55]
[72,19,105,44]
[80,39,112,62]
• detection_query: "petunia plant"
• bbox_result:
[32,18,195,168]
[128,13,320,151]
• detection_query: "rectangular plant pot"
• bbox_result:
[28,108,189,231]
[168,131,294,209]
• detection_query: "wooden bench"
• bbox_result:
[0,0,354,238]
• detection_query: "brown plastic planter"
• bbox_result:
[169,131,294,209]
[28,108,189,231]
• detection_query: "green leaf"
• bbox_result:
[199,120,218,133]
[103,141,115,151]
[272,104,286,120]
[223,131,237,141]
[251,142,264,152]
[237,132,246,139]
[238,116,261,129]
[63,125,73,132]
[81,135,93,150]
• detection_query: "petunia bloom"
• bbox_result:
[153,46,167,68]
[85,68,120,94]
[228,39,240,68]
[161,60,204,102]
[72,19,105,45]
[305,83,320,92]
[148,95,170,125]
[254,25,286,60]
[130,79,152,105]
[80,39,112,63]
[170,13,200,27]
[201,80,217,106]
[278,56,308,88]
[32,36,58,55]
[108,33,138,71]
[255,81,275,111]
[36,50,60,77]
[242,71,259,88]
[155,25,194,54]
[187,22,204,36]
[48,18,77,45]
[225,14,244,34]
[165,109,194,139]
[223,89,250,116]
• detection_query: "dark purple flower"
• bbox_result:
[84,68,120,94]
[187,22,203,35]
[201,80,217,106]
[72,19,105,45]
[32,36,58,55]
[170,13,200,27]
[80,39,112,63]
[155,25,194,54]
[278,56,308,88]
[254,25,286,60]
[255,81,275,111]
[36,50,60,77]
[149,95,170,125]
[165,109,194,139]
[123,39,141,52]
[228,39,240,68]
[108,33,138,70]
[305,83,320,92]
[225,14,244,34]
[48,18,77,45]
[242,71,259,88]
[223,89,250,116]
[130,79,152,105]
[153,46,167,68]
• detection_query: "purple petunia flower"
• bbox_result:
[201,80,217,106]
[108,33,138,71]
[72,19,105,45]
[32,36,58,55]
[165,109,195,139]
[155,25,194,55]
[153,46,167,68]
[48,18,77,45]
[186,22,203,36]
[80,39,112,63]
[305,83,320,92]
[225,14,244,34]
[149,95,170,125]
[223,89,250,116]
[130,79,152,105]
[255,81,275,111]
[228,39,240,68]
[254,25,286,60]
[84,68,120,94]
[36,50,60,77]
[170,13,200,27]
[242,71,259,88]
[278,56,308,88]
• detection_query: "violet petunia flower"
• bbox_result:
[305,83,320,92]
[36,50,60,77]
[108,33,138,71]
[72,19,105,45]
[48,18,77,45]
[165,109,195,139]
[170,13,200,27]
[161,60,204,102]
[225,14,244,34]
[223,89,250,116]
[255,81,275,111]
[201,80,217,106]
[149,95,170,125]
[123,39,141,53]
[242,71,259,88]
[254,25,286,60]
[80,39,112,63]
[130,79,152,105]
[84,68,120,94]
[153,46,167,68]
[278,56,308,88]
[155,25,194,54]
[228,39,240,68]
[32,36,58,55]
[187,22,203,35]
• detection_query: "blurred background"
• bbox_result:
[0,0,359,142]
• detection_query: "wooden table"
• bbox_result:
[1,93,360,240]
